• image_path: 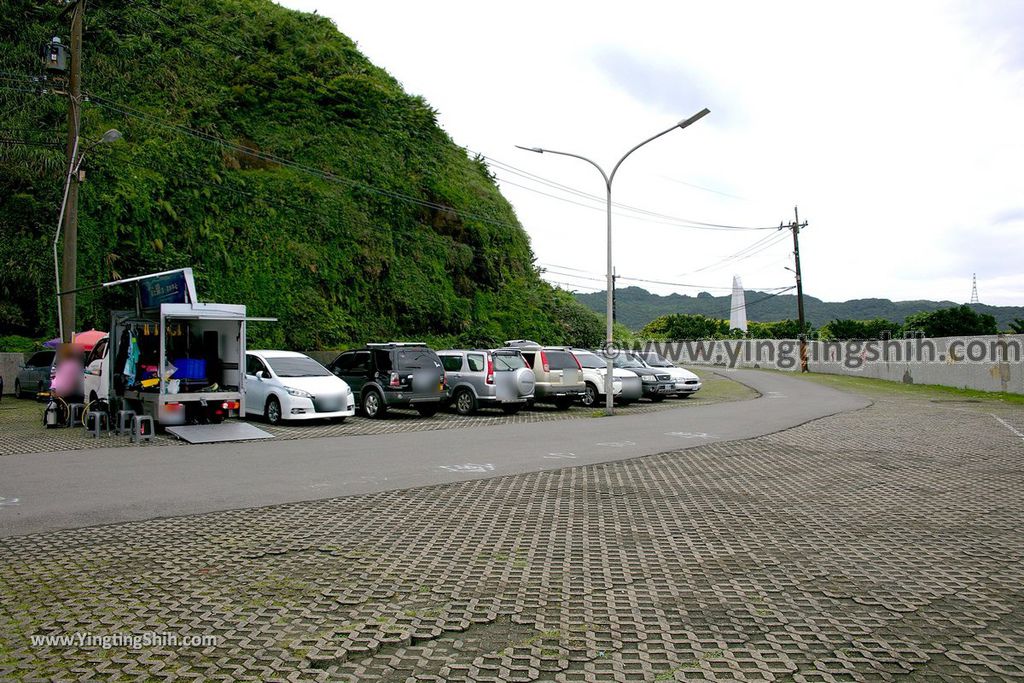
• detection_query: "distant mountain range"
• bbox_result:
[574,286,1024,331]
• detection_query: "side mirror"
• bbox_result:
[255,371,265,380]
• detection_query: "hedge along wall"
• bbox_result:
[673,334,1024,394]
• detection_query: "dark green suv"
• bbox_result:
[327,343,449,419]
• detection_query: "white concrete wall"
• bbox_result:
[0,352,27,395]
[673,334,1024,394]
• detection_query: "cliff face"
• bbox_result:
[1,0,600,349]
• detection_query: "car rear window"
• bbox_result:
[574,352,605,369]
[493,353,526,371]
[28,351,55,367]
[396,349,441,371]
[544,351,578,370]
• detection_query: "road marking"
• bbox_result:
[766,392,786,399]
[0,496,20,507]
[596,441,637,448]
[439,463,495,473]
[544,452,577,459]
[991,414,1024,443]
[665,432,714,439]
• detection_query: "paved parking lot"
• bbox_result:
[1,377,1022,680]
[0,373,751,456]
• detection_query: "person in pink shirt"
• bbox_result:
[50,344,84,400]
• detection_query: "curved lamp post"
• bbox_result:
[517,108,710,414]
[53,128,122,341]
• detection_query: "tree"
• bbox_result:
[1010,318,1024,334]
[640,314,728,340]
[903,305,998,337]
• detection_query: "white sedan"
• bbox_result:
[245,351,355,425]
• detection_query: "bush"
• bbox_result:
[903,305,998,338]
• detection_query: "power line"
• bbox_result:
[479,150,780,231]
[539,264,789,293]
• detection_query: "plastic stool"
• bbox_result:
[67,403,85,427]
[116,409,136,436]
[85,411,109,438]
[131,414,155,444]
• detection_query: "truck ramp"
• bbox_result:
[166,422,274,444]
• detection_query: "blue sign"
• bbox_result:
[139,271,191,309]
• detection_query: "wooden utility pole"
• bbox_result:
[785,206,809,372]
[60,0,83,341]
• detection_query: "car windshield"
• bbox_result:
[266,356,331,377]
[644,354,673,367]
[573,352,606,369]
[493,353,526,371]
[613,354,644,368]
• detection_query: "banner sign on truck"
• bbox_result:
[139,270,193,310]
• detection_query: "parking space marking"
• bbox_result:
[596,440,637,448]
[0,496,20,507]
[992,414,1024,443]
[665,431,715,439]
[544,452,577,459]
[766,392,786,399]
[439,463,495,473]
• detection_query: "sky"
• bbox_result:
[278,0,1024,306]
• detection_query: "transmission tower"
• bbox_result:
[970,273,980,304]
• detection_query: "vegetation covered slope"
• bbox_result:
[577,286,1024,331]
[0,0,603,349]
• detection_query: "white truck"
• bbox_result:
[82,269,267,428]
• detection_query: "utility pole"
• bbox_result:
[784,206,809,372]
[60,0,84,342]
[611,267,617,326]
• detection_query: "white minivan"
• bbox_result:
[245,351,355,425]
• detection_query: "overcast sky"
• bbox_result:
[279,1,1023,306]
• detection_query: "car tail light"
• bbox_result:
[486,355,494,385]
[573,353,582,370]
[389,371,401,387]
[165,402,183,411]
[221,401,239,410]
[540,349,550,373]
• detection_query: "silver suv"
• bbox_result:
[437,349,536,415]
[504,340,584,410]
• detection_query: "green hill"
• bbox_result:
[0,0,602,349]
[577,286,1024,331]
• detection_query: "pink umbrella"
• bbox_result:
[70,329,106,351]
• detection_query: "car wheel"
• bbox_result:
[582,383,598,407]
[501,404,524,415]
[555,398,574,411]
[453,388,476,416]
[264,396,283,425]
[362,389,387,419]
[649,394,666,403]
[14,380,21,398]
[415,403,440,417]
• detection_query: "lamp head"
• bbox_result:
[99,129,122,144]
[677,108,711,130]
[515,145,544,154]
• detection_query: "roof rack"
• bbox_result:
[367,342,429,348]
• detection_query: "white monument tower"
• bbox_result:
[729,275,748,332]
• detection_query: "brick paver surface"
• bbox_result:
[1,388,1023,681]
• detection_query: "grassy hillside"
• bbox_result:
[0,0,602,349]
[577,286,1024,331]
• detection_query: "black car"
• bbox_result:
[606,351,675,402]
[327,343,449,419]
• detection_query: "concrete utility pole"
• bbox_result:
[60,0,84,342]
[784,206,809,372]
[611,267,617,325]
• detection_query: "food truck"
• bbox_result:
[83,269,270,432]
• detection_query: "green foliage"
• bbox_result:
[0,0,593,349]
[640,314,729,340]
[1009,318,1024,334]
[903,305,998,338]
[0,335,43,352]
[818,318,902,341]
[578,286,1024,331]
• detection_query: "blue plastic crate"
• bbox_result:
[171,358,207,380]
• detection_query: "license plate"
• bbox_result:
[438,382,444,391]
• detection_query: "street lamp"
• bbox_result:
[53,128,122,341]
[518,108,710,414]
